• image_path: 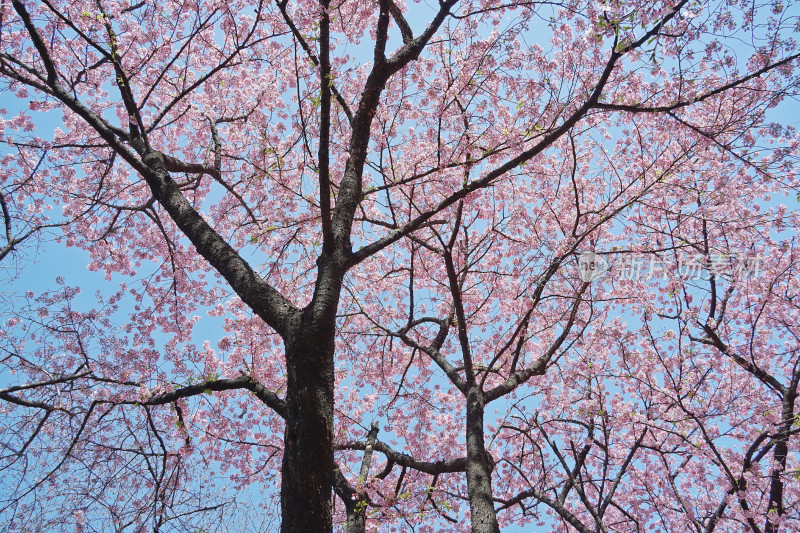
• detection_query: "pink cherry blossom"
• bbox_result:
[1,0,800,532]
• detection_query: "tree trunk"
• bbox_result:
[346,508,367,533]
[465,388,500,533]
[280,319,336,533]
[765,389,796,533]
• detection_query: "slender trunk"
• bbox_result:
[346,506,367,533]
[765,390,796,533]
[465,388,500,533]
[334,471,369,533]
[765,436,787,533]
[280,320,336,532]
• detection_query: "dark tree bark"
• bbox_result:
[765,383,798,533]
[281,320,337,532]
[465,388,501,533]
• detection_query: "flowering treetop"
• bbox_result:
[1,0,799,531]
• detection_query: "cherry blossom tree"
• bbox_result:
[1,0,799,531]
